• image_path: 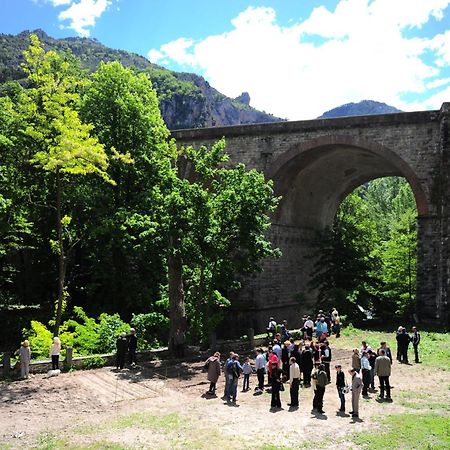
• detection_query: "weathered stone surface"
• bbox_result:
[172,105,450,332]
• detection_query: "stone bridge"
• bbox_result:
[172,103,450,332]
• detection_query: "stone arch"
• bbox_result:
[267,135,429,228]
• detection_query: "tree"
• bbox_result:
[20,35,115,336]
[167,139,280,345]
[80,61,174,317]
[308,188,379,316]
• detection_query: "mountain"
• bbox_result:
[0,29,284,130]
[319,100,401,118]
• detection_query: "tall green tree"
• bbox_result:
[167,140,280,345]
[80,61,174,317]
[20,35,115,335]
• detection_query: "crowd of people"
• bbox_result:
[203,310,422,419]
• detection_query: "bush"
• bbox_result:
[24,320,53,360]
[83,355,106,370]
[132,312,169,349]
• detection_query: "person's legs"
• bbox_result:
[21,363,26,379]
[243,374,249,391]
[352,392,359,416]
[52,355,59,370]
[338,387,345,411]
[257,368,265,390]
[379,376,385,398]
[231,379,238,402]
[290,378,299,406]
[317,386,325,412]
[324,363,331,383]
[385,377,391,399]
[414,344,419,363]
[362,370,369,395]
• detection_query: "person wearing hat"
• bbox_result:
[349,368,362,418]
[19,340,31,379]
[312,363,327,414]
[128,328,138,367]
[116,332,127,370]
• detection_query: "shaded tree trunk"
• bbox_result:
[53,170,66,337]
[168,231,186,353]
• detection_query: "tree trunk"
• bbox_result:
[53,170,66,337]
[168,231,186,354]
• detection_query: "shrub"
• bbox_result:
[97,312,129,353]
[132,312,169,349]
[24,320,53,360]
[83,355,106,370]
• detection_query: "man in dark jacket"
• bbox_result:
[335,364,346,412]
[116,332,127,370]
[396,327,410,363]
[411,326,421,363]
[374,349,392,400]
[312,363,328,414]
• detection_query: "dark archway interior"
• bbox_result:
[272,144,427,229]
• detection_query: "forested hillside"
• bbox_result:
[0,36,279,351]
[0,30,283,130]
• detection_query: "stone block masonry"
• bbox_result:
[173,104,450,331]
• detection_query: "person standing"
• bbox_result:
[266,317,277,340]
[255,348,266,392]
[226,353,243,403]
[335,364,346,412]
[205,351,221,394]
[242,357,253,391]
[128,328,138,366]
[349,368,362,418]
[222,352,235,398]
[301,343,313,386]
[288,357,300,407]
[374,349,392,400]
[378,342,393,363]
[270,360,283,409]
[411,326,421,363]
[398,327,410,363]
[116,332,127,370]
[312,363,327,414]
[352,348,361,373]
[50,337,61,370]
[320,340,332,383]
[304,316,314,339]
[20,340,31,379]
[360,351,371,396]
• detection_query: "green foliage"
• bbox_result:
[132,312,170,348]
[25,320,53,360]
[350,413,450,449]
[23,307,130,359]
[82,355,106,370]
[309,177,418,322]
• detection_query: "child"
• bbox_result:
[242,357,253,391]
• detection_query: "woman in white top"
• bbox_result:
[50,337,61,370]
[20,340,32,379]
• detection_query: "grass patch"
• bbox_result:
[36,431,67,450]
[397,391,450,411]
[350,413,450,449]
[110,411,185,431]
[334,326,450,369]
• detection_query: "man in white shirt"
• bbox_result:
[255,348,266,392]
[266,317,277,339]
[288,357,300,407]
[304,316,314,338]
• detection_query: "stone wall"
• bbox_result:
[173,105,450,330]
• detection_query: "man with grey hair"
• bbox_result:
[375,348,392,400]
[349,368,362,418]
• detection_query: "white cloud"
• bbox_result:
[40,0,112,37]
[148,1,450,119]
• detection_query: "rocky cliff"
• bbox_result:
[0,30,284,130]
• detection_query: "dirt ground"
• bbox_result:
[1,344,449,449]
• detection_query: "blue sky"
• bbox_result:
[1,0,449,119]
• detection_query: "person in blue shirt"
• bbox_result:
[226,354,243,403]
